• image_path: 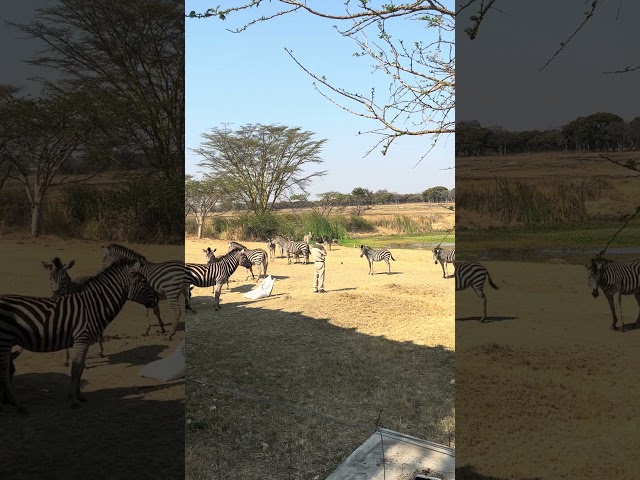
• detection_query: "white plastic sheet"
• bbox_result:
[137,339,185,382]
[243,275,275,300]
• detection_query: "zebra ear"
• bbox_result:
[66,260,75,270]
[42,261,53,271]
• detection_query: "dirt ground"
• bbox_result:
[0,236,185,480]
[185,238,455,479]
[456,260,640,479]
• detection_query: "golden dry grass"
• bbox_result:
[456,260,640,479]
[0,236,185,479]
[185,238,455,479]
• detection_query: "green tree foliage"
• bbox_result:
[194,124,327,214]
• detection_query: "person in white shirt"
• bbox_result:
[311,237,327,293]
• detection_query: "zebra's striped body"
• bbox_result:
[274,236,310,265]
[187,247,246,310]
[455,261,498,322]
[433,247,456,278]
[0,259,155,411]
[586,257,640,331]
[228,242,269,279]
[101,243,189,340]
[266,239,276,259]
[203,247,254,290]
[359,245,396,275]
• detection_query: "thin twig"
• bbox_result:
[596,206,640,258]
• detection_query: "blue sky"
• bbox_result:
[185,1,454,199]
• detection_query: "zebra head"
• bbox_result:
[359,245,367,258]
[101,243,147,271]
[42,257,75,298]
[432,247,442,264]
[586,258,607,298]
[203,247,217,263]
[127,261,158,308]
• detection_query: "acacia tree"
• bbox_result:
[314,191,349,216]
[351,187,374,216]
[10,0,184,180]
[0,94,95,237]
[185,176,229,238]
[188,1,455,161]
[194,124,327,214]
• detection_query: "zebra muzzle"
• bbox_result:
[591,289,599,298]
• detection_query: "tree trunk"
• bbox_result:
[197,221,203,239]
[31,201,43,237]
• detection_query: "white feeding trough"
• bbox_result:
[243,275,276,300]
[326,428,454,480]
[138,339,185,382]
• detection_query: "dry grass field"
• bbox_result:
[0,236,185,480]
[455,150,640,479]
[185,238,455,479]
[456,260,640,479]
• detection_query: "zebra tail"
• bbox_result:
[390,254,396,261]
[486,271,499,290]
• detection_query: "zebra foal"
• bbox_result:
[0,259,155,412]
[587,257,640,331]
[433,247,456,278]
[274,236,310,265]
[359,245,396,275]
[455,261,499,322]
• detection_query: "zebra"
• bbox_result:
[266,238,276,259]
[203,247,254,290]
[433,247,456,278]
[455,261,499,322]
[322,236,337,251]
[42,257,160,367]
[101,243,190,341]
[187,247,246,311]
[587,257,640,331]
[228,241,269,279]
[359,245,396,275]
[274,235,310,265]
[0,259,156,412]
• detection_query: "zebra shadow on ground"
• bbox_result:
[105,344,169,367]
[2,372,184,480]
[455,316,518,323]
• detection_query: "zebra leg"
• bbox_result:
[388,260,391,275]
[167,295,184,340]
[64,348,70,367]
[145,304,167,334]
[0,344,26,413]
[616,292,625,331]
[98,335,104,358]
[473,287,488,322]
[634,291,640,328]
[440,261,446,278]
[213,283,224,310]
[68,341,90,408]
[605,294,619,330]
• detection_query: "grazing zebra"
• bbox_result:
[42,257,160,367]
[228,241,269,279]
[203,247,254,290]
[274,235,310,265]
[433,247,456,278]
[455,261,499,322]
[187,247,246,310]
[101,243,190,340]
[587,257,640,331]
[0,259,155,411]
[266,238,276,259]
[303,232,313,244]
[359,245,396,275]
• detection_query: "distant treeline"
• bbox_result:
[457,112,640,156]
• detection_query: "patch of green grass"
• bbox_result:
[458,223,640,255]
[340,232,455,249]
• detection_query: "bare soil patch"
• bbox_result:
[185,238,454,479]
[456,261,640,479]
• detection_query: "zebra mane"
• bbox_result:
[105,243,147,262]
